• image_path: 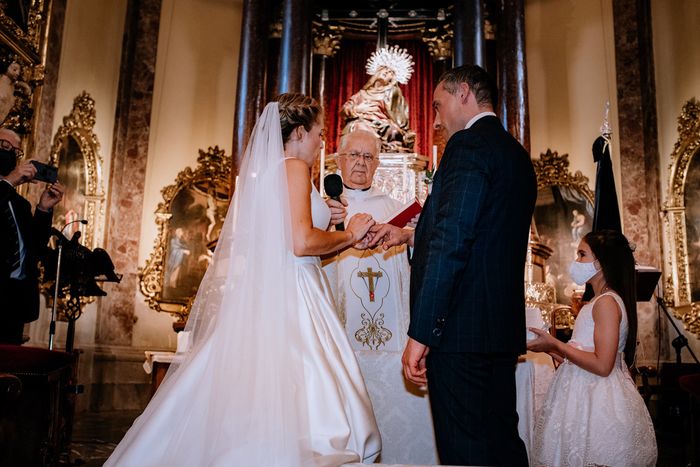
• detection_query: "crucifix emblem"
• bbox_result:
[357,267,383,302]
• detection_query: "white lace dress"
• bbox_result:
[533,292,657,467]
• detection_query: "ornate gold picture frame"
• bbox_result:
[532,149,594,306]
[0,0,49,61]
[139,147,231,327]
[0,0,51,135]
[661,98,700,337]
[49,91,105,249]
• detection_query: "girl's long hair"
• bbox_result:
[583,230,637,368]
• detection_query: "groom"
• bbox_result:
[370,65,536,466]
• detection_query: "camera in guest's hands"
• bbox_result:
[30,160,58,184]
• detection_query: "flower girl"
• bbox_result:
[528,230,657,467]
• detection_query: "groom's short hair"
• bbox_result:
[439,65,498,108]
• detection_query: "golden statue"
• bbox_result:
[340,46,416,153]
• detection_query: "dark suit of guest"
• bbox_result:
[409,114,537,466]
[0,181,52,344]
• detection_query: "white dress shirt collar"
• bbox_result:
[465,111,497,129]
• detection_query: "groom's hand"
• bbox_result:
[368,223,414,249]
[402,337,429,386]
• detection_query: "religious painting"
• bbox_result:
[161,183,228,302]
[661,98,700,338]
[683,150,700,302]
[532,150,594,307]
[140,146,231,328]
[534,186,593,305]
[53,135,86,238]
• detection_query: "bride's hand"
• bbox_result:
[346,213,375,243]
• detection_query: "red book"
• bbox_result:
[384,199,423,228]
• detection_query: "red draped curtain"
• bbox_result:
[324,39,436,156]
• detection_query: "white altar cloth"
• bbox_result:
[516,351,556,461]
[142,351,177,374]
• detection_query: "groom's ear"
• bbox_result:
[459,83,471,105]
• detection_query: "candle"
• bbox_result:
[402,152,408,200]
[319,141,326,196]
[432,145,438,171]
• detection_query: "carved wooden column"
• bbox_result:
[232,0,270,182]
[453,0,485,67]
[277,0,311,95]
[497,0,530,152]
[98,0,161,345]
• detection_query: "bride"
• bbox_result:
[106,94,381,466]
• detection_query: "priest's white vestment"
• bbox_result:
[322,186,437,464]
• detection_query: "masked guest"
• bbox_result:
[0,128,64,344]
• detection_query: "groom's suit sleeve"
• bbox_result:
[407,132,490,347]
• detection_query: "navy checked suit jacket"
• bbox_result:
[408,115,536,354]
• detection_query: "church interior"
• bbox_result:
[0,0,699,465]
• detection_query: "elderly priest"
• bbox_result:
[323,129,436,464]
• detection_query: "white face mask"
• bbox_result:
[569,260,600,285]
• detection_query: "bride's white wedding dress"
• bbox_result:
[105,103,380,466]
[533,291,657,467]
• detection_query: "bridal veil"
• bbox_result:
[106,102,314,466]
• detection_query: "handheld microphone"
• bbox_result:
[323,174,344,231]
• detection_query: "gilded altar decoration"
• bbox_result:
[422,24,452,61]
[312,23,343,57]
[340,45,416,152]
[139,147,231,328]
[661,98,700,338]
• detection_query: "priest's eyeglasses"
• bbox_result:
[340,151,376,162]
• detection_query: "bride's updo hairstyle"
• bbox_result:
[276,93,322,145]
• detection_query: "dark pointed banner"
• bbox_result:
[591,136,622,232]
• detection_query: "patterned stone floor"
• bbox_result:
[65,409,687,466]
[67,410,139,466]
